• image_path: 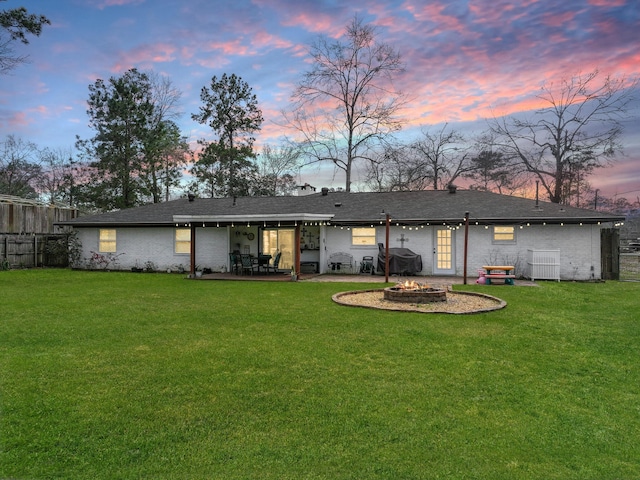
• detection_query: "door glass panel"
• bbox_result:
[262,229,295,270]
[436,229,452,270]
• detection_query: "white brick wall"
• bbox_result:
[75,222,606,280]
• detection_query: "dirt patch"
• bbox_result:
[332,288,506,314]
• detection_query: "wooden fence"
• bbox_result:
[1,234,69,268]
[0,197,78,234]
[620,253,640,282]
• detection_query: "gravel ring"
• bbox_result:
[332,287,506,314]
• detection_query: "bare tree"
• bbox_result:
[286,16,405,192]
[464,133,529,194]
[489,70,637,204]
[0,134,40,198]
[35,146,75,205]
[410,124,472,190]
[142,73,188,203]
[363,142,428,192]
[256,144,301,196]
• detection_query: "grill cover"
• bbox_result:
[378,245,423,275]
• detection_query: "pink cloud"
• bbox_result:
[541,10,579,28]
[588,0,626,5]
[404,1,467,32]
[252,31,294,51]
[110,43,177,73]
[6,111,30,128]
[204,39,253,57]
[281,12,342,37]
[91,0,145,10]
[592,156,640,198]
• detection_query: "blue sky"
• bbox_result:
[2,0,639,200]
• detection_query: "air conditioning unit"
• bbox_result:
[527,249,560,281]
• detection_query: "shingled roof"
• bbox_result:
[57,189,625,227]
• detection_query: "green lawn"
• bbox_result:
[1,270,639,479]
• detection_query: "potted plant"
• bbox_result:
[144,260,156,273]
[290,266,298,281]
[131,261,143,273]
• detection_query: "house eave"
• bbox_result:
[173,213,335,224]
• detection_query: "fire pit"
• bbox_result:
[383,280,447,303]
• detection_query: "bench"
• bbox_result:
[300,262,319,274]
[481,265,516,285]
[484,273,516,285]
[328,252,354,273]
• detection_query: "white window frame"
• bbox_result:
[352,227,376,246]
[99,229,117,253]
[175,228,191,254]
[492,225,516,244]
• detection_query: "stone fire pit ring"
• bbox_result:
[383,285,447,303]
[332,287,506,314]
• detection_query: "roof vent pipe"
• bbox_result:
[448,184,457,194]
[188,192,195,202]
[321,187,329,196]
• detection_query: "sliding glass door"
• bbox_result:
[262,229,295,270]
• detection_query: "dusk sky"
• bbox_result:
[2,0,639,200]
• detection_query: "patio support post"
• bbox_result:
[190,224,196,275]
[463,211,469,285]
[385,213,390,283]
[295,223,301,276]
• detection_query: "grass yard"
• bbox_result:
[1,270,639,479]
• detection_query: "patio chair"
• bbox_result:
[229,252,241,274]
[265,252,282,273]
[264,252,281,274]
[360,256,375,274]
[240,253,256,275]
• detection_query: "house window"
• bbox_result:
[99,229,116,252]
[352,227,376,246]
[175,228,191,254]
[493,226,515,243]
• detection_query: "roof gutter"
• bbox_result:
[173,213,334,224]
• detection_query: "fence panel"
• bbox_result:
[1,234,69,268]
[620,253,640,282]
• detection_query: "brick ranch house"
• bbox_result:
[57,187,625,281]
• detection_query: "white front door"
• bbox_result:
[433,227,455,275]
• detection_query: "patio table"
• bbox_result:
[252,254,272,273]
